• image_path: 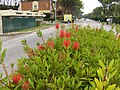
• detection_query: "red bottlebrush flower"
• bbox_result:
[66,32,71,38]
[47,41,54,48]
[37,45,45,50]
[56,23,60,29]
[72,42,80,50]
[12,74,22,85]
[59,30,66,38]
[22,81,29,90]
[96,27,99,30]
[63,40,71,48]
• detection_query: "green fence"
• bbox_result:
[2,16,37,33]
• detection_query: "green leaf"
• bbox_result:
[28,78,34,88]
[61,75,65,82]
[21,39,27,45]
[0,73,2,78]
[36,84,42,90]
[106,84,116,90]
[95,88,99,90]
[97,68,104,78]
[75,81,82,89]
[36,30,42,37]
[36,42,40,46]
[65,75,70,82]
[10,63,14,67]
[108,60,114,72]
[46,83,57,89]
[0,87,10,90]
[99,81,103,90]
[116,87,120,90]
[99,60,105,71]
[57,77,62,87]
[108,69,118,80]
[89,81,95,87]
[84,86,89,90]
[14,83,22,90]
[72,78,75,87]
[1,49,7,62]
[94,78,99,87]
[54,77,57,85]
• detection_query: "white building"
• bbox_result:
[0,10,46,34]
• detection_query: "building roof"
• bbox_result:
[0,10,46,17]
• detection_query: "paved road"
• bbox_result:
[76,18,115,31]
[76,18,116,34]
[0,27,56,78]
[0,19,116,78]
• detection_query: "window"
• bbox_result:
[34,5,37,10]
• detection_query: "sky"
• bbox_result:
[81,0,102,14]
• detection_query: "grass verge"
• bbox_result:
[16,23,54,32]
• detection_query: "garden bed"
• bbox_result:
[0,23,120,90]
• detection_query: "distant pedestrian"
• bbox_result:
[68,19,70,23]
[106,18,110,25]
[68,19,70,27]
[99,20,101,23]
[84,18,86,21]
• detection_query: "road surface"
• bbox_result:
[0,19,116,78]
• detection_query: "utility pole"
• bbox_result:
[55,0,56,21]
[53,0,57,21]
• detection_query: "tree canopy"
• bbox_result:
[98,0,120,16]
[51,0,83,18]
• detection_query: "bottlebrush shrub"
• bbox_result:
[116,24,120,33]
[0,25,120,90]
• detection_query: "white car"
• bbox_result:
[75,18,79,21]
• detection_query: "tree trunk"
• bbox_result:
[51,1,55,11]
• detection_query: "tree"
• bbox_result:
[59,0,83,17]
[92,7,103,16]
[50,0,83,19]
[110,2,120,16]
[98,0,120,16]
